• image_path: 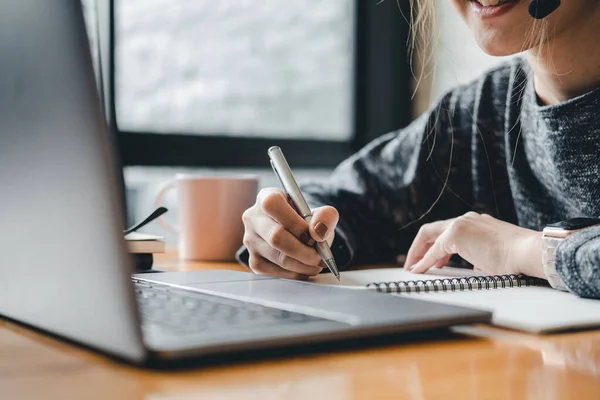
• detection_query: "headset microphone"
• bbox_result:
[529,0,561,19]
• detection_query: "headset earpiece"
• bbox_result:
[529,0,561,19]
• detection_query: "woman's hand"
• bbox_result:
[241,188,339,280]
[404,212,544,278]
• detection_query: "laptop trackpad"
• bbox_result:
[136,270,481,326]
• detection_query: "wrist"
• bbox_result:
[512,231,544,278]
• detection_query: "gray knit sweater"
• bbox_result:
[300,57,600,299]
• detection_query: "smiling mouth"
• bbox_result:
[471,0,516,6]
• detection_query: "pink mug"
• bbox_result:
[155,174,258,261]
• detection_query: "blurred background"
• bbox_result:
[81,0,508,242]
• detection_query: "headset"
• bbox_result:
[529,0,560,19]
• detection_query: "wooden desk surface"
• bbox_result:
[2,250,600,399]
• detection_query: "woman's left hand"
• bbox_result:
[404,212,544,278]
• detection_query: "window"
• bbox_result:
[85,0,414,168]
[115,0,355,141]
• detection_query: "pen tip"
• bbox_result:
[324,259,341,281]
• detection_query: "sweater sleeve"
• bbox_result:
[554,226,600,299]
[299,89,475,269]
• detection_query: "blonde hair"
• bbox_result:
[402,0,553,114]
[406,0,437,101]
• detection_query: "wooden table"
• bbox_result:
[2,250,600,399]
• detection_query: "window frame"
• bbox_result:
[105,0,413,168]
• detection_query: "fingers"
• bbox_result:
[249,237,323,276]
[404,220,453,270]
[431,255,452,270]
[242,187,339,280]
[308,206,339,244]
[410,234,451,274]
[250,216,322,266]
[258,188,314,245]
[247,253,311,280]
[409,213,479,274]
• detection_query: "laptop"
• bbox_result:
[0,0,491,365]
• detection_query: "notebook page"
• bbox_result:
[309,267,488,288]
[403,286,600,333]
[124,232,165,241]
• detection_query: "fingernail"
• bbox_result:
[409,264,418,271]
[299,232,315,246]
[314,222,328,240]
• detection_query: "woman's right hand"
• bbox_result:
[241,188,339,280]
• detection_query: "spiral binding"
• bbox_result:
[366,274,547,294]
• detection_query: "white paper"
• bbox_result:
[306,267,600,332]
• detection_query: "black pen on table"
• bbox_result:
[268,146,341,280]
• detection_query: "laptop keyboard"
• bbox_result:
[133,279,327,337]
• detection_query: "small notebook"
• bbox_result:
[308,268,600,333]
[124,232,165,254]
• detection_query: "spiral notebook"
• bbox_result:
[308,267,600,333]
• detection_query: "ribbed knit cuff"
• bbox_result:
[554,226,600,299]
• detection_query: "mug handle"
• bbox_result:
[155,181,179,234]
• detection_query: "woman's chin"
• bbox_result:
[475,41,522,57]
[471,31,530,57]
[462,0,534,56]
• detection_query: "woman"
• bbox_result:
[240,0,600,298]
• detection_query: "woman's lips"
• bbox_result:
[469,0,520,17]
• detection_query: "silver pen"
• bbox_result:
[268,146,340,280]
